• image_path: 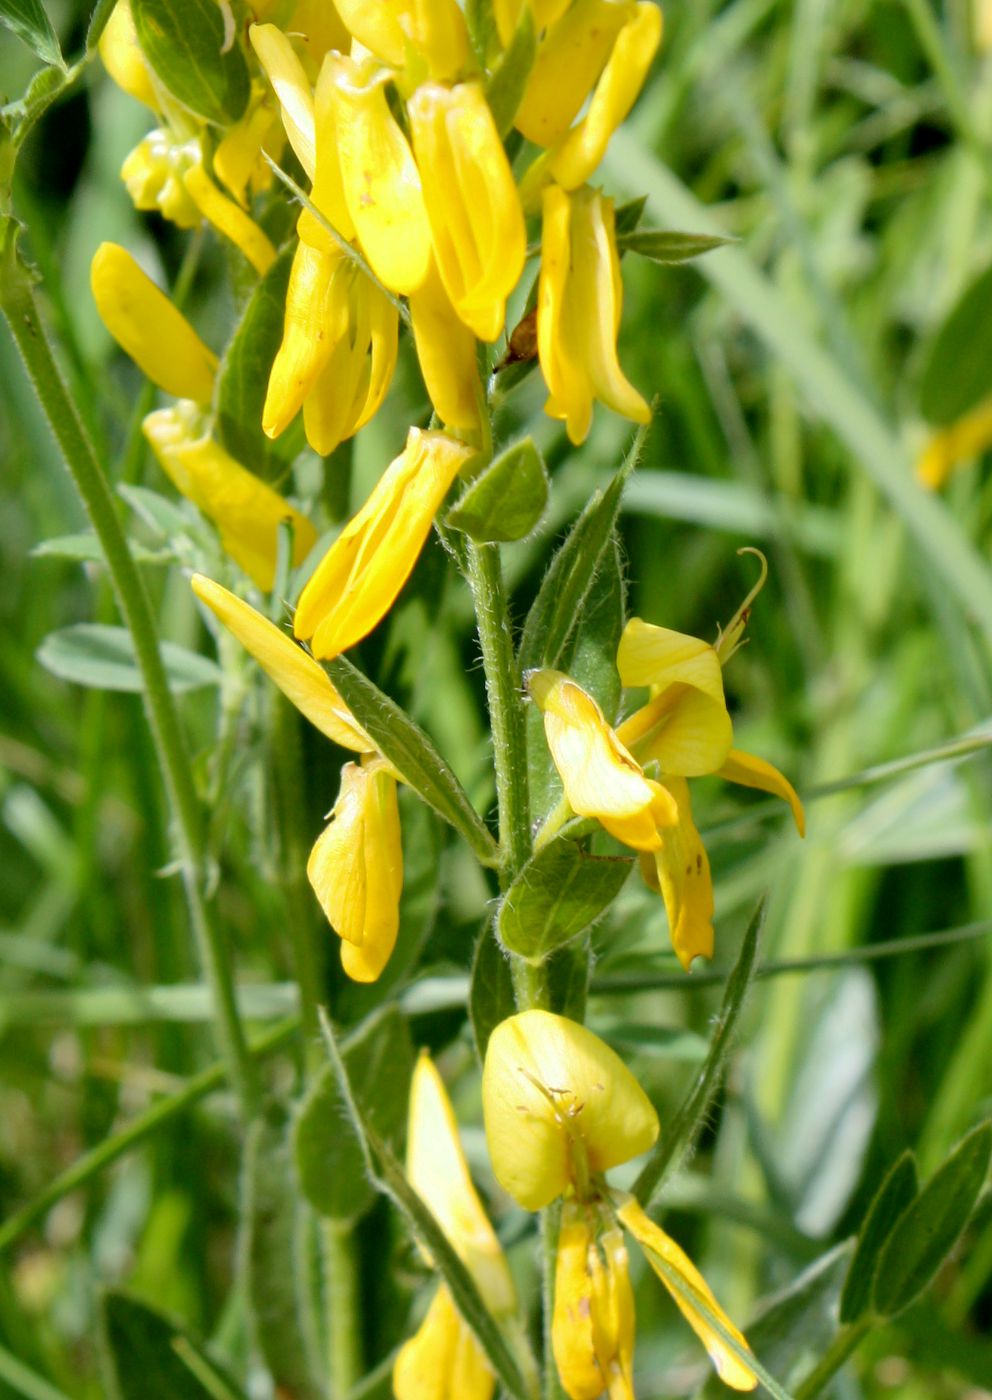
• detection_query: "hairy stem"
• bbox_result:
[0,223,259,1116]
[323,1219,363,1398]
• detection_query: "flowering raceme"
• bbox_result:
[528,569,804,968]
[394,1053,519,1400]
[190,577,406,982]
[482,1011,757,1392]
[91,243,315,591]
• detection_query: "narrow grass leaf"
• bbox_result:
[873,1121,992,1318]
[316,1011,532,1400]
[605,135,992,641]
[840,1151,918,1323]
[633,899,764,1206]
[326,655,499,867]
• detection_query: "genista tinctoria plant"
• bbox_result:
[2,2,990,1399]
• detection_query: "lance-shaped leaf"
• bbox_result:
[0,0,62,65]
[839,1151,918,1323]
[101,1291,250,1400]
[216,245,304,479]
[498,837,631,960]
[470,920,515,1061]
[37,623,222,693]
[131,0,250,125]
[616,229,733,264]
[325,655,499,867]
[316,1009,533,1400]
[873,1121,992,1319]
[243,1105,322,1400]
[447,438,548,543]
[294,1006,414,1222]
[518,435,643,674]
[633,899,764,1207]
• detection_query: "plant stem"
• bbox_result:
[323,1219,363,1398]
[794,1318,872,1400]
[0,223,259,1117]
[465,539,531,882]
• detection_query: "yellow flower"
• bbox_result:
[526,669,677,852]
[519,3,663,201]
[91,242,218,405]
[408,258,485,432]
[637,777,714,969]
[307,755,403,982]
[395,1052,519,1400]
[120,132,202,229]
[916,398,992,489]
[98,0,160,113]
[553,1203,634,1400]
[189,575,375,753]
[324,54,432,296]
[482,1010,659,1211]
[407,81,526,342]
[294,428,476,659]
[249,23,318,180]
[213,85,285,207]
[493,0,571,48]
[537,184,649,445]
[182,162,278,276]
[263,239,398,457]
[333,0,470,82]
[144,405,316,592]
[513,0,634,150]
[481,1011,757,1392]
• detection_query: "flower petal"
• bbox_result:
[409,258,484,431]
[514,0,632,148]
[190,574,373,753]
[91,243,217,404]
[250,22,317,179]
[482,1010,659,1212]
[645,777,714,970]
[528,670,677,851]
[615,1196,758,1392]
[393,1286,494,1400]
[183,163,277,276]
[717,748,805,837]
[553,1204,635,1400]
[407,1054,516,1316]
[294,428,475,659]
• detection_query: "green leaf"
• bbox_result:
[101,1291,248,1400]
[873,1121,992,1318]
[447,438,548,543]
[119,483,203,544]
[316,1011,532,1400]
[216,245,303,479]
[32,532,171,565]
[243,1105,322,1400]
[616,228,733,264]
[919,260,992,425]
[518,439,641,675]
[633,899,764,1207]
[37,624,223,693]
[325,655,499,867]
[1,62,69,153]
[484,3,536,136]
[294,1006,414,1222]
[86,0,117,50]
[0,0,62,67]
[470,921,515,1062]
[498,837,631,959]
[839,1151,918,1323]
[131,0,250,125]
[546,936,591,1022]
[465,0,500,69]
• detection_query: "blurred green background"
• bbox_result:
[2,1,992,1397]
